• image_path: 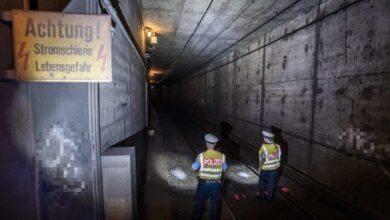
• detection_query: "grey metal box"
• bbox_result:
[102,147,137,220]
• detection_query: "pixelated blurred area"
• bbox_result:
[35,121,89,207]
[338,127,390,160]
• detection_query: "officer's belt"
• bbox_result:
[198,179,221,183]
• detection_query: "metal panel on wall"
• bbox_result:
[31,83,95,219]
[29,0,101,219]
[102,147,137,220]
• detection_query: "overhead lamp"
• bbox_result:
[146,31,152,38]
[151,36,158,45]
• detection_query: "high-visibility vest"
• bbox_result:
[198,150,225,180]
[259,143,281,170]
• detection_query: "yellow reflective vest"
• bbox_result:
[197,150,225,180]
[259,143,281,170]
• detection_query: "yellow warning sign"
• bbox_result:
[12,10,112,82]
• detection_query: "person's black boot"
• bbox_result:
[256,193,269,202]
[256,194,265,201]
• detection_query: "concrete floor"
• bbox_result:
[181,112,364,220]
[144,104,310,219]
[144,105,233,219]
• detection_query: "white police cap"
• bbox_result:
[262,130,274,138]
[205,133,218,144]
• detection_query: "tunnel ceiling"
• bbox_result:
[142,0,317,84]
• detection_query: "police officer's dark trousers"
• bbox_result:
[258,169,278,202]
[192,180,221,220]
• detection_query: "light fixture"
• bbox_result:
[151,36,158,45]
[146,31,152,38]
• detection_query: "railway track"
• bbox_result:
[178,121,239,220]
[170,109,314,219]
[169,107,379,220]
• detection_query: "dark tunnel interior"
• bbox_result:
[0,0,389,219]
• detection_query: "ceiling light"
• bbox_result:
[151,36,158,44]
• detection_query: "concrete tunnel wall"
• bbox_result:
[99,0,147,153]
[0,0,147,219]
[167,0,390,218]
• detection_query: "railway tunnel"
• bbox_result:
[0,0,389,219]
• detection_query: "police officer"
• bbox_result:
[192,133,227,220]
[257,130,281,204]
